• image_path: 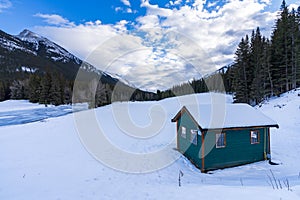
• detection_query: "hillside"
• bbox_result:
[0,29,82,80]
[0,91,299,199]
[0,29,142,85]
[0,29,156,103]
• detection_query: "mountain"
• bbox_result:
[0,29,120,82]
[0,29,77,80]
[16,29,81,65]
[0,29,156,103]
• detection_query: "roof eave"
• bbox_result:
[202,124,279,131]
[171,106,187,123]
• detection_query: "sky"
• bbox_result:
[0,0,300,91]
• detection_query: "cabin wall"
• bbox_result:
[203,127,269,171]
[177,111,203,169]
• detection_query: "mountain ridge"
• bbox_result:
[0,28,156,103]
[0,28,124,83]
[16,29,81,65]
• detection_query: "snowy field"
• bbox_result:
[0,100,88,127]
[0,92,300,199]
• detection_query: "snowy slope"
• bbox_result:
[0,92,300,199]
[0,29,141,90]
[17,29,81,64]
[0,100,45,112]
[0,100,89,127]
[259,90,300,178]
[0,30,36,55]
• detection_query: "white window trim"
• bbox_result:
[181,126,186,138]
[190,129,198,145]
[216,132,226,148]
[250,130,260,144]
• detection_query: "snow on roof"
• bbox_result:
[172,103,279,130]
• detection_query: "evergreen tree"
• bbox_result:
[293,6,300,88]
[223,66,235,93]
[232,35,251,103]
[10,80,27,99]
[28,74,41,103]
[250,27,265,104]
[262,38,275,97]
[156,90,162,100]
[64,80,73,104]
[39,72,52,105]
[0,81,5,101]
[49,73,63,106]
[95,82,111,107]
[271,0,292,94]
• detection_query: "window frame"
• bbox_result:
[190,129,198,145]
[216,132,226,148]
[181,126,186,138]
[250,130,260,144]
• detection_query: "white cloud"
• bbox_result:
[288,3,300,11]
[114,20,129,31]
[104,29,207,90]
[126,8,133,13]
[33,0,279,91]
[260,0,271,5]
[115,6,135,13]
[136,15,160,29]
[137,0,276,69]
[34,13,75,27]
[0,0,11,13]
[33,20,120,60]
[121,0,131,7]
[115,7,122,12]
[192,0,206,10]
[207,1,218,8]
[141,0,173,17]
[168,0,183,6]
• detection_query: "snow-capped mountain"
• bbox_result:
[16,29,81,64]
[0,29,79,79]
[0,28,157,103]
[0,29,36,55]
[0,29,118,83]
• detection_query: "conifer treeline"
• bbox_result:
[159,0,300,105]
[2,71,157,107]
[8,72,73,106]
[230,0,300,104]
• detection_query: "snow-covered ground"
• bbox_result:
[0,100,45,112]
[0,100,88,127]
[0,92,300,199]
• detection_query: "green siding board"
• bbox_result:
[203,128,268,170]
[177,111,203,169]
[176,111,270,172]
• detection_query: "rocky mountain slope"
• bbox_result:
[0,29,117,83]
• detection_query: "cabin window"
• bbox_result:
[197,130,202,136]
[250,130,260,144]
[190,130,198,145]
[216,133,226,148]
[181,126,186,138]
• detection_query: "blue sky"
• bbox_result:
[0,0,300,91]
[0,0,146,34]
[0,0,288,34]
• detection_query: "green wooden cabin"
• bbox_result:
[171,104,279,172]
